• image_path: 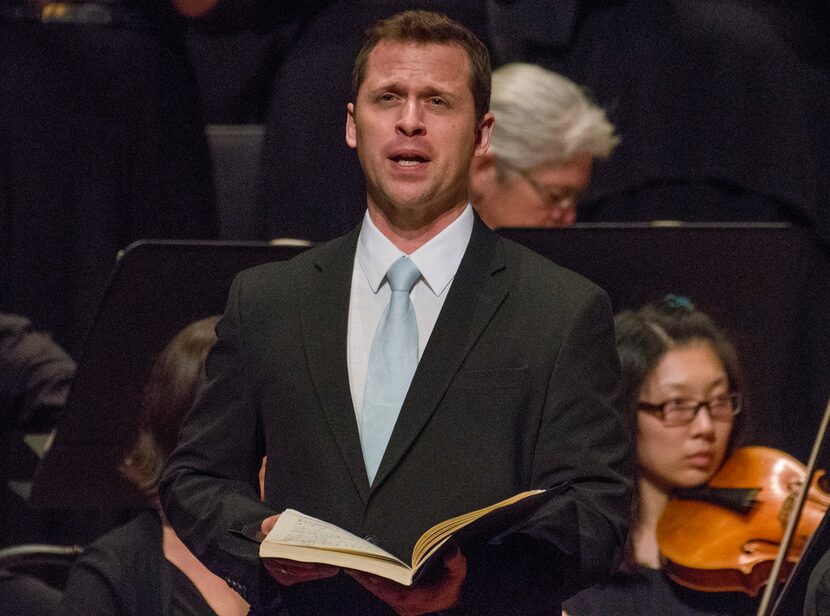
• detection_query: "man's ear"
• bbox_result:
[345,102,357,150]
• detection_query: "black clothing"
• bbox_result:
[0,7,217,356]
[0,314,75,432]
[563,566,758,616]
[58,509,218,616]
[806,548,830,616]
[0,572,62,616]
[0,314,76,550]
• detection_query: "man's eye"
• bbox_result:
[378,93,396,102]
[429,97,445,106]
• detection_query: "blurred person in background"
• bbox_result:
[51,316,250,616]
[469,62,618,229]
[563,297,757,615]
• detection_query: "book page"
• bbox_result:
[411,489,545,567]
[257,488,557,587]
[263,509,400,561]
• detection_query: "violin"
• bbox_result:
[655,445,830,597]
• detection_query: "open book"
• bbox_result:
[259,488,555,586]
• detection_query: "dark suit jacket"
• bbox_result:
[160,217,631,614]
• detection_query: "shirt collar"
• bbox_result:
[357,205,474,295]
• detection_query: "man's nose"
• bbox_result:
[396,100,425,136]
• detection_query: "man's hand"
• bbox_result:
[260,514,340,586]
[346,546,467,616]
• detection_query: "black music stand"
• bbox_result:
[498,222,827,457]
[30,239,310,509]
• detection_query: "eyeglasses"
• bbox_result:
[498,160,578,210]
[637,393,742,426]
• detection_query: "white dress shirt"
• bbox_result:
[348,205,474,434]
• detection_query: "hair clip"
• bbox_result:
[663,294,694,311]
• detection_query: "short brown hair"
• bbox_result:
[352,10,491,121]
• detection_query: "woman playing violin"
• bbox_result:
[563,296,758,615]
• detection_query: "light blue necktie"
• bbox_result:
[361,256,421,485]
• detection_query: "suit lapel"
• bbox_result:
[372,219,510,489]
[300,227,371,502]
